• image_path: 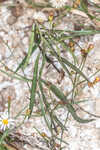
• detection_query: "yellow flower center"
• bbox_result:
[2,119,8,125]
[95,77,100,82]
[49,15,53,22]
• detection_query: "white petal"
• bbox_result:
[7,124,10,128]
[1,124,4,130]
[3,125,6,131]
[50,0,67,8]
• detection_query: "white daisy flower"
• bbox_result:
[50,0,67,8]
[0,111,15,131]
[33,11,47,23]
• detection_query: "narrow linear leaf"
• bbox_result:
[61,57,89,82]
[55,29,100,36]
[39,53,46,78]
[0,69,31,82]
[14,105,28,119]
[41,79,94,123]
[42,36,89,82]
[65,30,100,35]
[80,0,93,19]
[29,53,40,117]
[39,54,49,108]
[55,136,69,145]
[53,115,68,131]
[38,55,52,131]
[0,130,9,145]
[33,126,49,142]
[66,103,94,123]
[80,0,88,13]
[39,81,50,110]
[15,24,41,72]
[58,30,100,41]
[15,44,38,72]
[38,92,51,131]
[23,24,35,69]
[41,79,66,102]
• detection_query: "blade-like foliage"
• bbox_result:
[29,53,40,117]
[23,24,40,69]
[61,57,89,82]
[41,79,94,123]
[15,44,39,72]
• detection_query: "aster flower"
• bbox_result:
[50,0,67,8]
[33,11,47,23]
[0,111,14,131]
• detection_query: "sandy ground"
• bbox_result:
[0,0,100,150]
